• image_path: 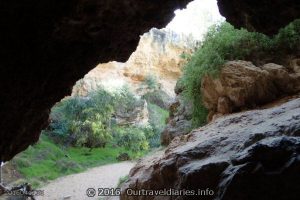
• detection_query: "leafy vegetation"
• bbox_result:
[13,135,142,187]
[147,103,169,148]
[13,85,170,186]
[46,87,152,151]
[181,20,300,127]
[143,75,160,90]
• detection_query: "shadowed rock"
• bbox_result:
[218,0,300,35]
[121,97,300,200]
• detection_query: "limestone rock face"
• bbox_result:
[202,60,300,119]
[0,0,193,161]
[72,62,128,97]
[124,28,195,97]
[72,28,193,98]
[121,97,300,200]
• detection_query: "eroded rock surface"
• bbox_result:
[121,97,300,200]
[202,60,300,120]
[72,28,194,98]
[161,82,193,145]
[0,0,192,161]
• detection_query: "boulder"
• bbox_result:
[121,97,300,200]
[115,99,149,126]
[202,60,300,120]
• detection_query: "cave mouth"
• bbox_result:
[0,0,225,197]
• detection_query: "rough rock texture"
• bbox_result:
[124,28,194,97]
[218,0,300,35]
[202,60,300,120]
[161,83,193,145]
[72,28,193,98]
[71,61,127,96]
[114,99,149,126]
[121,97,300,200]
[0,0,192,161]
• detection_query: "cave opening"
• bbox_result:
[1,0,300,199]
[0,0,225,199]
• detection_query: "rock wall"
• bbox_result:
[72,28,194,98]
[161,82,193,145]
[124,28,195,97]
[121,97,300,200]
[202,60,300,121]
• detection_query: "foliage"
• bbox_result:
[147,103,169,148]
[117,175,129,187]
[47,89,116,149]
[142,89,171,109]
[46,86,161,153]
[143,75,160,90]
[114,86,144,114]
[181,20,300,127]
[12,134,142,187]
[112,126,150,152]
[273,19,300,54]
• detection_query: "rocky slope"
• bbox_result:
[121,96,300,200]
[72,28,194,98]
[162,59,300,145]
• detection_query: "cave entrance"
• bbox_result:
[0,0,224,199]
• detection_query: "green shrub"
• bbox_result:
[46,88,116,148]
[274,19,300,54]
[143,75,159,90]
[46,85,169,152]
[112,126,149,152]
[147,103,169,148]
[181,20,300,127]
[115,86,143,113]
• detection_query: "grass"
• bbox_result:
[12,135,144,188]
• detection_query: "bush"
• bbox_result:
[274,19,300,54]
[112,126,149,152]
[143,75,159,90]
[46,88,116,148]
[181,20,300,127]
[46,86,157,152]
[147,103,169,148]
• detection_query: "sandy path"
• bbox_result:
[36,162,135,200]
